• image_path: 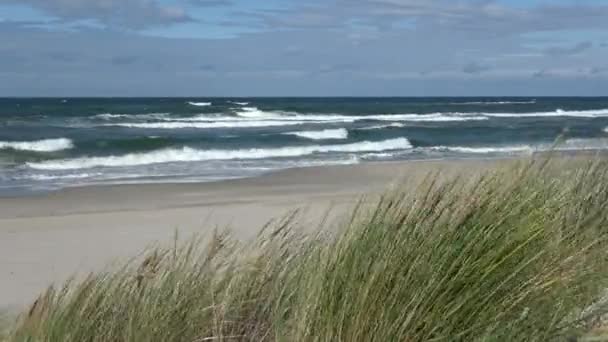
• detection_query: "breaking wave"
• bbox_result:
[285,128,349,140]
[27,138,412,170]
[0,138,74,152]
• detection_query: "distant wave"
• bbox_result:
[234,107,488,122]
[186,108,608,122]
[371,113,488,122]
[27,138,412,170]
[451,100,537,105]
[229,101,249,106]
[187,102,212,107]
[358,123,407,130]
[0,138,73,152]
[482,108,608,118]
[96,107,608,131]
[231,107,608,121]
[234,108,357,122]
[107,121,310,129]
[285,128,349,140]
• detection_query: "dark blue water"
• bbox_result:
[1,97,608,194]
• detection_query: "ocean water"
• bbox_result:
[1,97,608,195]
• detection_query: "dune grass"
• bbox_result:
[5,157,608,341]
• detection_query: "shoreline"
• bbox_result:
[1,148,597,201]
[0,157,541,313]
[0,156,507,201]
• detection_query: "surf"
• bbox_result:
[27,138,413,170]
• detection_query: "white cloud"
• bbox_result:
[0,0,192,28]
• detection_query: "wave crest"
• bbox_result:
[27,138,412,170]
[0,138,74,152]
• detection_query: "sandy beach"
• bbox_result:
[0,159,500,313]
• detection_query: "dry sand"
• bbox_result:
[0,159,500,313]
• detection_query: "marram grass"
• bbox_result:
[5,157,608,341]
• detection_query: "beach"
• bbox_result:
[0,159,501,313]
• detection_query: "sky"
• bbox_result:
[0,0,607,96]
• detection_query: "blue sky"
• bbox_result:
[0,0,607,96]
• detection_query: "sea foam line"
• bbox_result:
[0,138,74,152]
[26,138,413,170]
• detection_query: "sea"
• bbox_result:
[1,97,608,195]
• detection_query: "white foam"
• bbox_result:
[358,123,407,130]
[483,108,608,118]
[230,101,249,106]
[27,138,412,170]
[107,120,309,129]
[236,107,282,119]
[366,113,487,122]
[452,100,537,105]
[0,138,74,152]
[188,102,212,107]
[25,173,98,181]
[286,128,349,140]
[95,113,169,120]
[556,138,608,151]
[235,109,355,122]
[234,109,487,123]
[430,145,534,154]
[117,111,485,130]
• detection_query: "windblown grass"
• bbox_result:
[6,157,608,341]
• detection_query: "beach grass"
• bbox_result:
[5,157,608,341]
